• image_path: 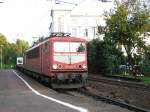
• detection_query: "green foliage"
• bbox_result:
[0,33,7,45]
[141,45,150,76]
[92,0,150,75]
[3,64,15,69]
[103,0,150,66]
[15,39,29,56]
[87,39,125,74]
[142,59,150,76]
[144,45,150,59]
[4,43,18,64]
[141,76,150,84]
[0,33,29,68]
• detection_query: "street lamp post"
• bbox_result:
[0,45,3,69]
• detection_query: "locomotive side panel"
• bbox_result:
[24,46,42,74]
[41,41,52,76]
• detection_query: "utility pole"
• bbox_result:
[0,45,3,69]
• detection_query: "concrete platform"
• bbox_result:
[0,70,132,112]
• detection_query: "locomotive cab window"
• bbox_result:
[54,42,86,53]
[17,60,22,64]
[17,58,23,64]
[76,43,85,52]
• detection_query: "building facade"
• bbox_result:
[49,0,113,40]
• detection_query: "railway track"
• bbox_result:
[77,88,150,112]
[17,70,150,112]
[88,75,150,92]
[58,88,149,112]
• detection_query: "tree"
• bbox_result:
[87,39,125,74]
[0,33,29,67]
[0,33,9,66]
[103,0,150,66]
[15,39,29,56]
[142,45,150,76]
[4,43,17,64]
[0,33,7,46]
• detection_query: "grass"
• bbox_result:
[0,64,15,69]
[140,76,150,84]
[114,73,150,84]
[113,73,137,79]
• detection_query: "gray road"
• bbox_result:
[0,70,132,112]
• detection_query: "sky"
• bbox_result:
[0,0,149,45]
[0,0,114,45]
[0,0,52,44]
[0,0,86,44]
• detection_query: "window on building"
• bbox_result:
[72,28,77,36]
[84,29,88,37]
[83,19,88,25]
[72,18,77,24]
[92,27,96,37]
[58,17,64,32]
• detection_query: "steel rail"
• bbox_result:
[78,88,150,112]
[88,75,150,92]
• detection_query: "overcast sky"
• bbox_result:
[0,0,149,45]
[0,0,52,44]
[0,0,114,44]
[0,0,87,44]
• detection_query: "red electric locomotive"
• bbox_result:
[23,33,88,88]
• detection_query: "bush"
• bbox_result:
[142,59,150,76]
[1,64,15,69]
[87,39,125,74]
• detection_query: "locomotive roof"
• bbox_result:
[26,36,86,52]
[50,36,86,41]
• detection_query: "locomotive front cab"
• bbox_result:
[53,41,87,70]
[51,37,88,88]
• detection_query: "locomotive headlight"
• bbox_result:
[52,64,58,69]
[82,65,87,69]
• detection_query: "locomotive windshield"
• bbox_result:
[17,57,23,65]
[54,42,86,53]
